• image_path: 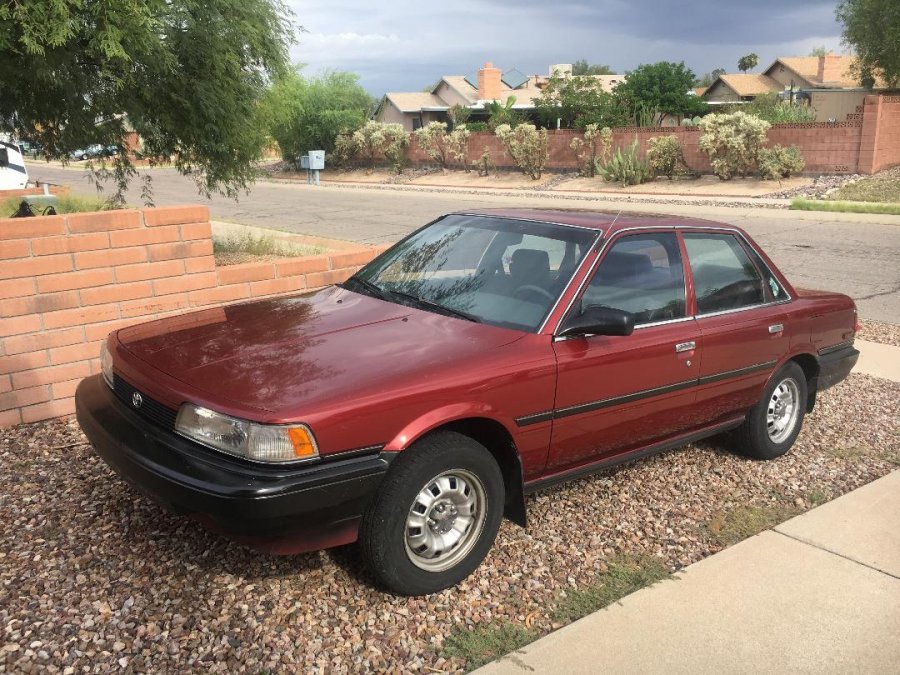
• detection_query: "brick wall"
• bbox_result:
[403,93,900,175]
[0,205,384,427]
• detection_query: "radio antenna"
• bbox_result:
[610,209,623,227]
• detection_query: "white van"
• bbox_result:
[0,140,29,190]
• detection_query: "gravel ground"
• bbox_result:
[763,173,863,200]
[1,374,897,673]
[858,319,900,347]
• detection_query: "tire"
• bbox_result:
[734,361,807,460]
[359,431,504,595]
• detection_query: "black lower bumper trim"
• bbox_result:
[75,375,391,546]
[817,344,859,391]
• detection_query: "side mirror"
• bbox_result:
[558,306,635,338]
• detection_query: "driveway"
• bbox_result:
[27,164,900,323]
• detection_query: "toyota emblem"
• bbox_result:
[132,392,143,408]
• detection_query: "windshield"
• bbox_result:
[347,214,598,332]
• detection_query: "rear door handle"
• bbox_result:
[675,341,696,353]
[769,323,784,334]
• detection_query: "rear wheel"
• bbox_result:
[734,361,807,460]
[359,431,504,595]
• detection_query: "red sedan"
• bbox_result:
[76,209,859,594]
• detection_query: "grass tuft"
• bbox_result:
[212,231,324,266]
[443,621,537,670]
[552,554,670,624]
[828,171,900,203]
[706,504,800,547]
[791,198,900,215]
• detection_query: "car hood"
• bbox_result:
[116,286,526,416]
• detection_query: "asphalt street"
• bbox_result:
[26,164,900,323]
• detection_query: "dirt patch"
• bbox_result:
[556,174,811,197]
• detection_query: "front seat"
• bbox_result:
[509,248,551,290]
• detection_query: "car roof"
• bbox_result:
[451,208,732,236]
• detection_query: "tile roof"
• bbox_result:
[384,92,449,112]
[715,74,782,97]
[774,56,857,87]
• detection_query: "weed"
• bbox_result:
[212,232,323,266]
[552,554,670,624]
[829,171,900,204]
[707,504,800,547]
[805,487,830,506]
[1,194,116,217]
[826,445,871,460]
[443,621,537,670]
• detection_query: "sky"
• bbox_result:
[285,0,848,96]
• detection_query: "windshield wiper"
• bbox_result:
[343,275,386,300]
[384,289,480,323]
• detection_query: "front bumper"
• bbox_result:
[75,375,392,552]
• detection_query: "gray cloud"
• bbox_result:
[285,0,846,95]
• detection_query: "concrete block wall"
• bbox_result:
[0,205,384,427]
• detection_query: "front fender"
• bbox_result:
[383,402,517,452]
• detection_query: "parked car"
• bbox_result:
[71,144,103,161]
[76,210,859,595]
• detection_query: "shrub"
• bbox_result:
[466,121,490,132]
[447,104,471,127]
[570,124,613,177]
[698,111,770,180]
[730,93,817,124]
[598,140,653,186]
[414,121,452,168]
[329,131,358,168]
[494,124,549,180]
[447,125,472,171]
[647,135,691,179]
[476,148,493,176]
[352,121,409,173]
[758,144,805,180]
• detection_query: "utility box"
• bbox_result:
[308,150,325,170]
[299,155,310,169]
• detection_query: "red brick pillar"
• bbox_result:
[857,95,882,175]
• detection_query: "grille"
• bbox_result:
[112,374,178,430]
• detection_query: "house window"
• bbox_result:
[412,117,423,131]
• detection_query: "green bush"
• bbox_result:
[494,124,549,180]
[598,140,653,186]
[758,144,805,180]
[569,124,613,177]
[647,135,690,179]
[729,93,816,124]
[698,111,771,180]
[465,122,490,132]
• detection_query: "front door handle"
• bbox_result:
[675,341,696,353]
[769,323,784,334]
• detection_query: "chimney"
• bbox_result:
[817,54,843,84]
[477,62,502,101]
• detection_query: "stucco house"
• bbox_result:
[374,62,624,131]
[703,55,885,122]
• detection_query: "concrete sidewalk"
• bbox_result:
[478,341,900,675]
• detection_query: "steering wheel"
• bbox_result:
[513,285,555,303]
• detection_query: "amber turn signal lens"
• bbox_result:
[288,426,318,458]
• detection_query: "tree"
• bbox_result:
[697,68,726,88]
[534,75,628,129]
[614,62,708,125]
[809,46,834,57]
[263,69,372,164]
[738,53,759,73]
[0,0,295,200]
[572,59,615,76]
[837,0,900,88]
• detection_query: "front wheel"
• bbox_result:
[734,361,807,460]
[358,431,504,595]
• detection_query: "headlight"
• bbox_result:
[100,341,114,388]
[174,404,319,463]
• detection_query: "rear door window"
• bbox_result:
[683,233,766,314]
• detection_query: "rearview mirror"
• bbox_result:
[558,306,635,338]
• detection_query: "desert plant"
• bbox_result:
[447,125,472,171]
[476,148,493,176]
[647,135,691,179]
[570,124,613,177]
[414,121,452,168]
[758,144,805,180]
[730,93,816,124]
[486,96,523,130]
[598,140,653,186]
[352,121,409,173]
[329,131,359,168]
[698,111,771,180]
[494,123,549,180]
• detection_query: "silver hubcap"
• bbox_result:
[766,378,800,444]
[404,469,487,572]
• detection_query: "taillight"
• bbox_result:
[854,321,862,333]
